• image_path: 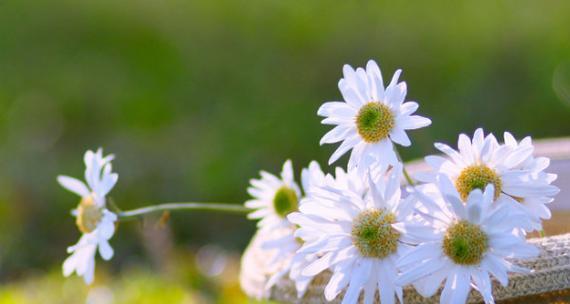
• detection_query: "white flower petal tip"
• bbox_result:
[59,148,119,285]
[320,60,431,170]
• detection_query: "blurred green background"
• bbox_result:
[0,0,569,302]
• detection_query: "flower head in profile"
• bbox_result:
[245,160,302,231]
[57,148,119,284]
[289,164,412,304]
[396,176,539,304]
[502,132,559,230]
[418,128,559,231]
[318,60,431,173]
[261,161,326,298]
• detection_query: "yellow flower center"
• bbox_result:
[443,220,488,265]
[355,102,395,143]
[351,209,400,259]
[455,165,502,201]
[76,196,103,234]
[273,187,298,218]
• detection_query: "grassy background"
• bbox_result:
[0,0,569,302]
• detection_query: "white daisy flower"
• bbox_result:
[289,164,412,304]
[396,176,539,304]
[262,161,326,298]
[418,128,559,231]
[57,148,119,284]
[318,59,431,172]
[245,160,302,231]
[502,132,559,230]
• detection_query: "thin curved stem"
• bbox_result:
[117,202,249,221]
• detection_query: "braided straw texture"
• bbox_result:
[240,232,570,303]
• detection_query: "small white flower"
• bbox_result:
[318,59,431,172]
[245,160,302,231]
[418,128,559,231]
[289,165,412,304]
[57,148,119,284]
[396,176,539,304]
[263,161,326,298]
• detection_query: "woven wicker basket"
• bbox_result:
[240,138,570,303]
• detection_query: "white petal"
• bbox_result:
[63,254,77,277]
[318,101,357,117]
[457,134,475,164]
[502,182,559,198]
[434,143,467,167]
[341,259,372,304]
[412,267,449,298]
[366,60,384,100]
[398,115,431,130]
[393,223,442,243]
[339,79,365,108]
[320,125,355,145]
[389,128,411,146]
[472,270,494,304]
[97,172,118,197]
[83,259,95,284]
[397,258,446,286]
[449,270,471,304]
[98,240,114,260]
[481,254,508,286]
[472,128,485,149]
[58,176,90,197]
[503,146,533,168]
[281,160,294,184]
[425,155,447,170]
[328,135,360,165]
[378,262,397,304]
[298,236,351,254]
[325,261,353,301]
[399,101,418,116]
[397,242,442,268]
[302,252,334,276]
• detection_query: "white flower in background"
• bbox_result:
[245,160,302,230]
[502,132,559,230]
[57,149,119,284]
[262,225,317,299]
[396,176,539,304]
[263,161,326,298]
[318,59,431,173]
[289,164,412,304]
[418,128,559,231]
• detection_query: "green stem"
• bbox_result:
[402,167,415,186]
[539,229,546,238]
[117,202,249,220]
[394,148,415,186]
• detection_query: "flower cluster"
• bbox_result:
[245,60,559,303]
[56,59,559,303]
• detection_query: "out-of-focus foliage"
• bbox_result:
[0,0,569,301]
[0,254,264,304]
